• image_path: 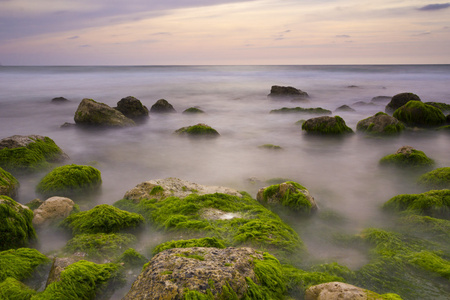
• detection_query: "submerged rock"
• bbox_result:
[302,116,353,135]
[379,146,434,169]
[371,96,392,104]
[270,107,332,114]
[393,100,446,127]
[32,196,76,227]
[51,97,69,103]
[335,105,356,112]
[385,92,421,113]
[183,107,205,114]
[74,98,136,127]
[357,112,405,135]
[174,123,220,138]
[115,96,149,120]
[268,85,309,98]
[150,99,176,113]
[0,166,19,198]
[305,282,400,300]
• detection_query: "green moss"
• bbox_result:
[176,252,205,261]
[398,215,450,244]
[408,250,450,279]
[425,102,450,113]
[260,181,313,213]
[153,237,226,255]
[417,167,450,190]
[116,248,147,269]
[379,148,434,169]
[36,164,102,198]
[183,107,205,114]
[0,167,19,198]
[24,199,43,211]
[270,107,332,114]
[393,101,446,127]
[149,185,164,195]
[0,248,50,282]
[0,277,37,300]
[382,190,449,219]
[60,204,145,235]
[356,112,405,135]
[174,123,220,137]
[32,260,124,300]
[0,196,36,251]
[258,144,283,150]
[302,116,353,135]
[0,136,66,174]
[64,233,137,260]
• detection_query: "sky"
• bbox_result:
[0,0,449,65]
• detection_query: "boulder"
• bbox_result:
[305,282,398,300]
[183,107,205,114]
[124,247,285,300]
[174,123,220,138]
[417,167,450,190]
[150,99,176,113]
[51,97,69,103]
[385,92,421,113]
[35,164,102,198]
[379,146,434,169]
[270,107,332,114]
[45,253,85,286]
[302,116,353,135]
[0,166,19,198]
[257,181,318,213]
[0,196,36,251]
[26,198,44,210]
[74,98,135,127]
[356,112,405,135]
[115,96,149,120]
[424,102,450,113]
[268,85,309,98]
[393,101,446,127]
[0,135,69,173]
[123,177,241,202]
[32,196,76,226]
[335,105,355,112]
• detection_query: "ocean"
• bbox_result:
[1,65,449,297]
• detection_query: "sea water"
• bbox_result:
[0,65,449,290]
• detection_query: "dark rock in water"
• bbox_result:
[385,92,421,113]
[357,112,405,135]
[347,85,359,88]
[425,101,450,113]
[174,123,220,138]
[302,116,353,135]
[270,107,331,114]
[393,101,446,127]
[268,85,309,98]
[150,99,176,113]
[335,105,355,112]
[115,96,149,120]
[371,96,392,103]
[74,98,135,127]
[183,107,205,114]
[352,101,375,107]
[51,97,69,103]
[60,122,75,128]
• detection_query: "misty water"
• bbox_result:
[1,65,449,297]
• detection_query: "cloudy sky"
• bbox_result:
[1,0,449,65]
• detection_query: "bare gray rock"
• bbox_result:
[74,98,135,127]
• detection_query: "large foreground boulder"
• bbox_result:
[0,135,68,174]
[379,146,434,169]
[115,96,149,120]
[32,196,77,227]
[302,116,353,135]
[357,112,405,135]
[385,92,421,113]
[74,98,135,127]
[393,101,446,127]
[124,247,286,300]
[0,167,19,198]
[305,282,402,300]
[150,99,176,113]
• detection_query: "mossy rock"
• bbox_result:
[35,164,102,198]
[32,260,124,300]
[356,112,405,135]
[60,204,145,235]
[379,146,434,169]
[397,215,450,244]
[115,96,149,120]
[256,181,318,214]
[393,101,446,127]
[153,237,226,255]
[425,101,450,113]
[183,107,205,114]
[0,135,68,174]
[302,116,353,135]
[417,167,450,190]
[0,166,19,198]
[0,196,36,251]
[150,99,176,113]
[74,98,136,127]
[0,248,50,283]
[385,92,421,113]
[116,248,147,269]
[258,144,283,150]
[0,277,37,300]
[270,107,331,114]
[174,123,220,138]
[382,189,450,219]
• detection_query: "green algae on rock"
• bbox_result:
[114,96,149,120]
[0,135,68,174]
[174,123,220,137]
[417,167,450,190]
[0,277,37,300]
[425,101,450,113]
[35,164,102,198]
[0,248,50,282]
[393,100,446,127]
[0,196,36,251]
[116,248,147,269]
[302,116,353,135]
[183,107,205,114]
[356,112,405,135]
[270,107,331,114]
[258,144,283,150]
[0,166,19,198]
[153,237,226,255]
[60,204,145,235]
[385,92,421,113]
[379,146,434,169]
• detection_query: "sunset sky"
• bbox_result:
[1,0,449,65]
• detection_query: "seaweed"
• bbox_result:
[0,166,19,198]
[0,248,50,282]
[116,248,147,269]
[0,277,37,300]
[417,168,450,190]
[153,237,226,255]
[393,101,446,127]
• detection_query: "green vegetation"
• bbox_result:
[0,248,50,282]
[258,144,283,150]
[116,248,147,269]
[183,107,205,114]
[379,147,434,169]
[0,196,36,251]
[153,237,226,255]
[0,136,66,174]
[417,167,450,190]
[174,123,220,137]
[0,166,19,198]
[302,116,353,135]
[382,189,449,219]
[259,181,314,213]
[425,101,450,113]
[356,112,405,135]
[393,101,446,127]
[270,107,332,114]
[36,164,102,198]
[64,233,138,260]
[60,204,145,235]
[32,260,124,300]
[0,277,37,300]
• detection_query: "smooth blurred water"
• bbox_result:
[1,65,449,268]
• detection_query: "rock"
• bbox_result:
[74,98,136,127]
[393,101,446,127]
[352,101,375,107]
[425,102,450,113]
[417,167,450,190]
[0,196,36,250]
[305,282,393,300]
[123,177,242,202]
[302,116,353,135]
[35,164,102,198]
[257,181,317,213]
[150,99,176,113]
[268,85,309,98]
[270,107,332,114]
[115,96,149,120]
[371,96,392,103]
[0,166,19,198]
[32,196,76,226]
[183,107,205,114]
[379,146,434,169]
[51,97,69,103]
[45,253,86,286]
[385,92,421,113]
[26,198,44,210]
[124,247,284,300]
[174,123,220,138]
[60,122,76,128]
[335,105,355,112]
[356,112,405,135]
